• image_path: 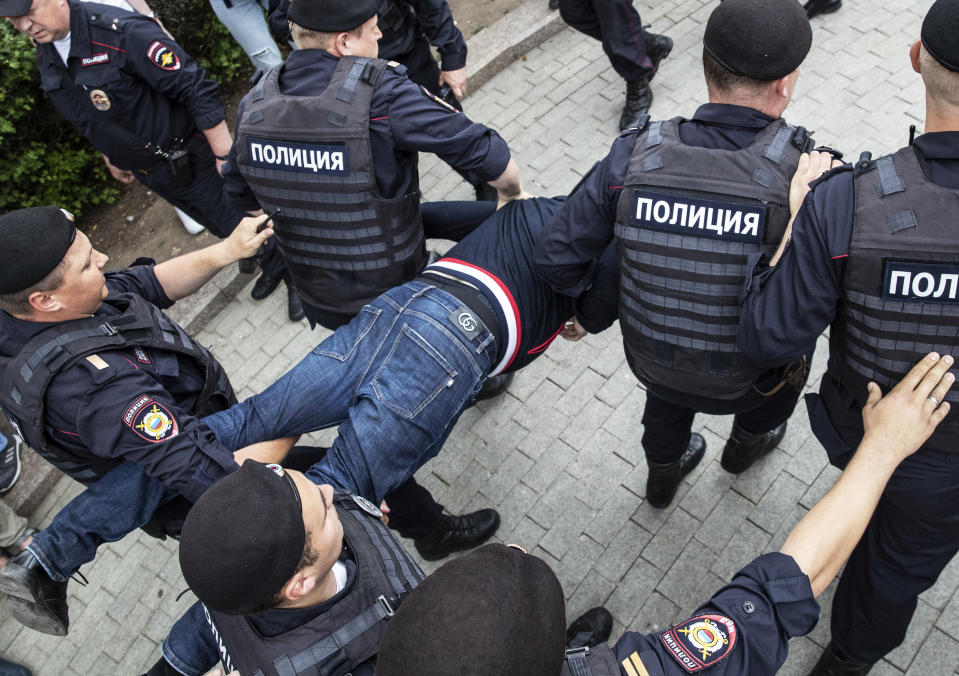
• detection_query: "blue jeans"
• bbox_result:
[27,462,174,582]
[207,0,282,73]
[204,281,498,502]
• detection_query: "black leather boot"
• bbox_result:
[475,372,514,401]
[414,509,501,561]
[803,0,842,19]
[720,421,786,474]
[251,267,283,300]
[0,550,69,636]
[646,433,706,509]
[285,277,305,322]
[620,78,653,131]
[643,31,673,82]
[808,642,872,676]
[566,607,613,649]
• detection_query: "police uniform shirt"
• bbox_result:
[36,0,225,171]
[0,265,236,502]
[534,104,780,298]
[613,552,819,675]
[222,49,510,212]
[737,131,959,452]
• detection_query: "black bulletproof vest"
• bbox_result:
[833,146,959,452]
[0,292,235,483]
[207,492,425,676]
[236,56,426,316]
[560,645,621,675]
[614,117,806,399]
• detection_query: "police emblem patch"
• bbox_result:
[146,41,181,71]
[352,495,383,517]
[89,89,111,111]
[124,395,178,442]
[81,52,109,67]
[419,85,458,113]
[660,614,737,673]
[133,347,150,364]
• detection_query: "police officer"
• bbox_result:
[557,0,673,130]
[371,351,953,676]
[535,0,817,510]
[737,1,959,672]
[2,0,249,239]
[223,0,523,396]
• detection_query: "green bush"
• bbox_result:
[0,0,250,216]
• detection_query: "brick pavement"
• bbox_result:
[4,1,959,673]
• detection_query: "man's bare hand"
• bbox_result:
[789,150,840,216]
[223,213,275,261]
[560,317,587,342]
[861,352,954,464]
[439,67,467,99]
[496,189,531,210]
[103,155,136,184]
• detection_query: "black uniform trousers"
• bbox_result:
[640,358,807,464]
[136,136,246,238]
[816,377,959,664]
[557,0,652,81]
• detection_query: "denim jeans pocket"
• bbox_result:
[314,306,381,361]
[372,324,458,419]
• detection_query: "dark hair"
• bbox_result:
[702,48,774,97]
[249,533,321,613]
[0,260,66,316]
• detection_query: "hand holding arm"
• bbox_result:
[233,436,298,466]
[439,67,468,99]
[488,158,528,208]
[770,150,840,266]
[153,214,274,301]
[780,352,954,596]
[103,155,136,184]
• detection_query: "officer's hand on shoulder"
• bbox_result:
[860,352,955,465]
[789,150,842,216]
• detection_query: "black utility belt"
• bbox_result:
[418,272,504,351]
[135,134,205,184]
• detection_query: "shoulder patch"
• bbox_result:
[133,347,150,364]
[660,614,737,673]
[146,41,180,71]
[124,396,178,442]
[419,85,458,113]
[85,354,109,370]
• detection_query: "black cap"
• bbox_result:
[704,0,812,81]
[288,0,378,32]
[922,0,959,72]
[179,461,306,615]
[0,0,33,16]
[0,207,77,295]
[377,544,567,676]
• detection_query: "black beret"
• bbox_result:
[704,0,812,81]
[179,460,306,615]
[0,207,77,295]
[922,0,959,72]
[288,0,378,32]
[0,0,31,16]
[377,544,567,676]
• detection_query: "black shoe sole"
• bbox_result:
[7,595,68,636]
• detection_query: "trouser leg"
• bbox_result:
[0,500,27,550]
[137,144,245,238]
[383,477,444,539]
[830,449,959,664]
[560,0,651,80]
[640,392,696,464]
[162,602,220,676]
[27,462,173,581]
[206,0,283,72]
[733,376,804,434]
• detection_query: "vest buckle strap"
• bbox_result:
[377,594,396,618]
[565,646,593,676]
[99,322,118,336]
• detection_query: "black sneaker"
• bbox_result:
[566,607,613,649]
[0,434,22,494]
[414,509,500,561]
